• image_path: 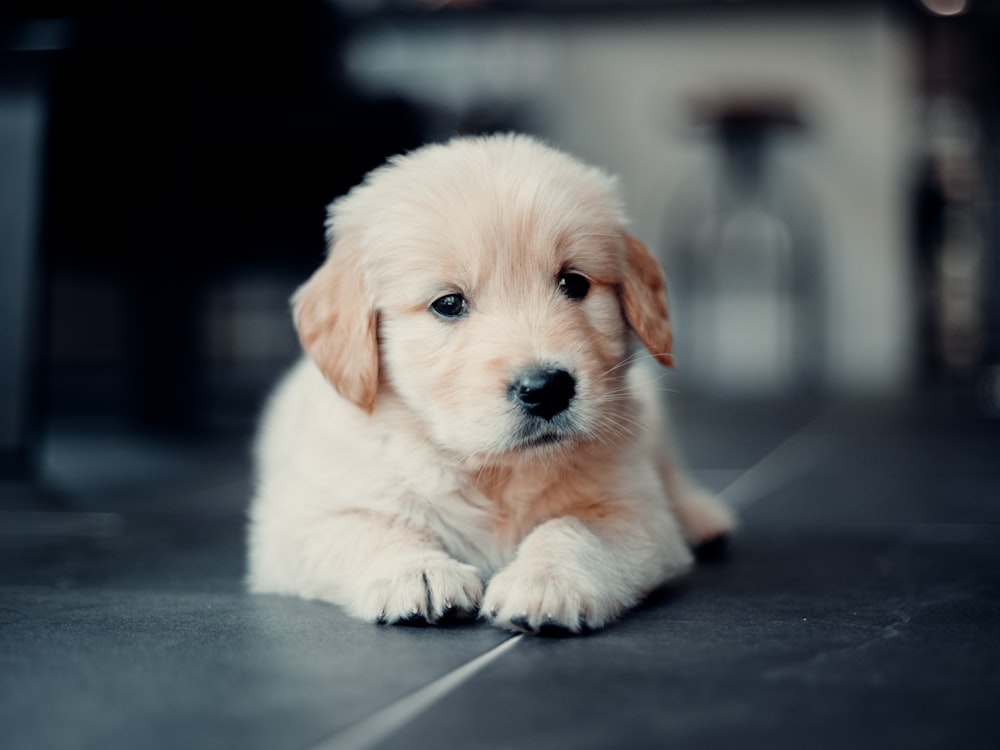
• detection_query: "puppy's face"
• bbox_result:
[293,136,672,466]
[376,204,631,462]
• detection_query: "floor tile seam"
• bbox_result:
[717,406,838,514]
[304,634,523,750]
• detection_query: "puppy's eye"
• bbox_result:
[430,293,468,320]
[558,272,590,301]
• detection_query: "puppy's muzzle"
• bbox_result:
[510,367,576,421]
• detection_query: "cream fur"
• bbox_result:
[246,134,734,633]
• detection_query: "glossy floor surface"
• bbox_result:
[2,396,999,749]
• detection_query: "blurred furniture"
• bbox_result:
[671,97,825,395]
[2,2,427,444]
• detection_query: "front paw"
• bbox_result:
[481,561,626,634]
[347,557,483,625]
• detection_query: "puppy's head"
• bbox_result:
[293,134,672,464]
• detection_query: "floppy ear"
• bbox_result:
[291,242,379,412]
[621,233,674,369]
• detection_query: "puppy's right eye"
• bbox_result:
[430,293,468,320]
[558,272,591,301]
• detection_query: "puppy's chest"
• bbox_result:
[403,483,510,575]
[380,432,599,573]
[463,470,585,565]
[400,471,561,575]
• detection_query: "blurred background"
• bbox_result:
[1,0,999,480]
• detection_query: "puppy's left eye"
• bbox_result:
[558,272,590,301]
[430,293,468,320]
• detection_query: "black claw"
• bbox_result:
[509,615,534,633]
[535,619,577,637]
[396,612,431,627]
[437,605,474,626]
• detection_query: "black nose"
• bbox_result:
[511,368,576,421]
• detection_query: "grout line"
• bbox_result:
[717,409,836,512]
[308,634,524,750]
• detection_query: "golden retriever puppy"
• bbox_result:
[247,134,733,633]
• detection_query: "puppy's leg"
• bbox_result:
[482,479,693,633]
[630,359,736,546]
[248,507,483,624]
[656,452,736,548]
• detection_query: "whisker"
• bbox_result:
[602,350,649,376]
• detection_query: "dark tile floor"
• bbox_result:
[2,396,999,750]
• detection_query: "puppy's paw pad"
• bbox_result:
[351,559,483,625]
